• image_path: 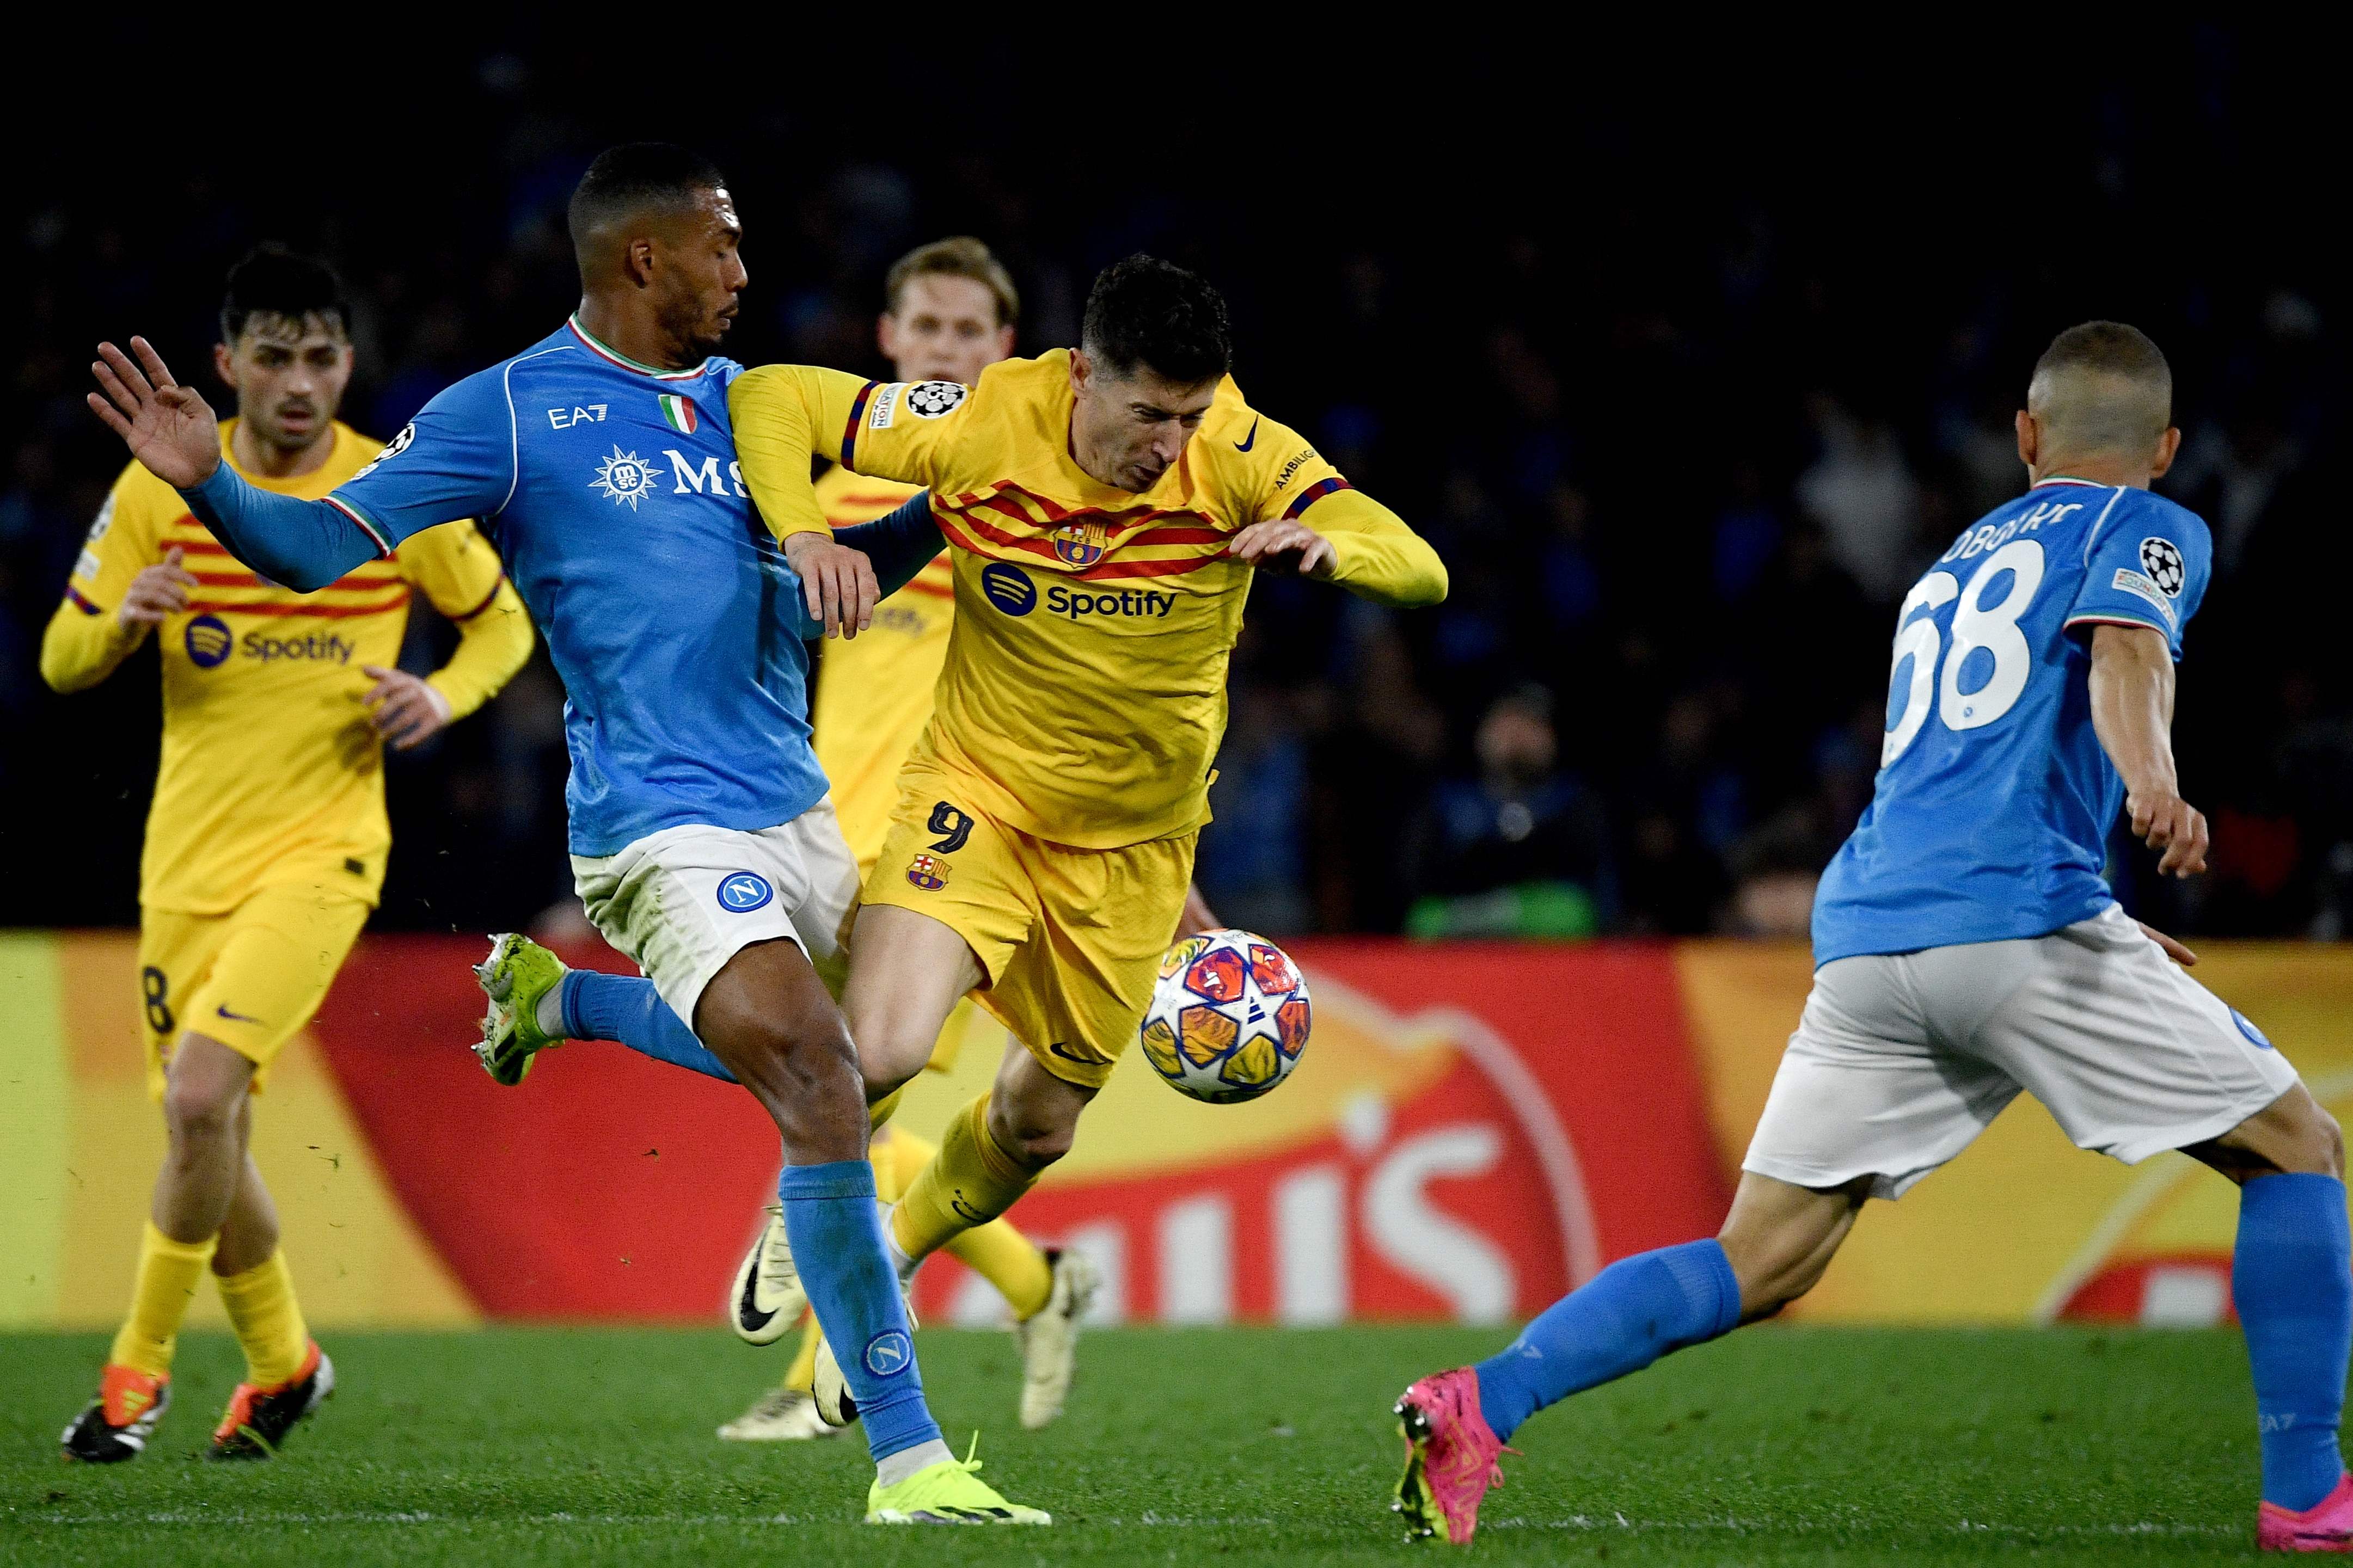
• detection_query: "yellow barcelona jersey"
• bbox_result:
[807,465,955,872]
[733,352,1447,849]
[40,421,533,914]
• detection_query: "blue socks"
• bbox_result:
[2236,1171,2351,1511]
[559,970,738,1083]
[1474,1238,1743,1443]
[777,1161,942,1464]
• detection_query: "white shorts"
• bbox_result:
[571,804,861,1031]
[1744,903,2301,1199]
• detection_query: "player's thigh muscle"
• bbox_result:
[1934,905,2302,1165]
[843,902,989,1085]
[1742,951,2021,1200]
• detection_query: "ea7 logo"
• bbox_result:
[548,404,608,429]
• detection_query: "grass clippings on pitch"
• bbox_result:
[0,1324,2269,1566]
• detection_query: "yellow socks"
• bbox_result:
[882,1122,1052,1320]
[216,1249,311,1388]
[108,1222,217,1378]
[783,1313,823,1393]
[946,1219,1054,1321]
[887,1094,1038,1265]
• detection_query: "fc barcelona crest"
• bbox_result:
[1052,522,1106,567]
[906,853,949,891]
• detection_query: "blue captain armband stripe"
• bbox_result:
[1279,476,1351,521]
[65,585,102,616]
[840,379,881,472]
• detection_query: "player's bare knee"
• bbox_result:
[985,1099,1074,1172]
[162,1071,242,1148]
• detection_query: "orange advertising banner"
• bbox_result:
[4,932,2350,1329]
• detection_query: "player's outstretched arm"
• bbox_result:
[1231,489,1447,608]
[2089,622,2208,878]
[87,337,383,591]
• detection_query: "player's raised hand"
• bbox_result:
[2129,787,2210,878]
[87,339,222,490]
[360,665,455,751]
[1230,519,1337,579]
[118,546,199,630]
[783,531,879,640]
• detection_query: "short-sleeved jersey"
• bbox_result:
[56,421,510,913]
[771,350,1351,848]
[329,318,831,857]
[806,465,952,871]
[1812,478,2214,964]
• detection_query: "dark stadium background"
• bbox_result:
[4,34,2346,943]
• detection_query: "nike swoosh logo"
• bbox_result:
[216,1005,262,1024]
[736,1241,778,1332]
[1047,1041,1093,1064]
[1234,416,1259,452]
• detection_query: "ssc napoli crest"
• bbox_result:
[2138,536,2186,596]
[906,853,949,891]
[1052,522,1106,567]
[904,380,966,419]
[864,1329,912,1376]
[715,871,774,913]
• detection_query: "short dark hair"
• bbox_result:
[2028,320,2173,451]
[885,236,1020,328]
[567,142,727,255]
[1080,254,1231,383]
[219,246,348,345]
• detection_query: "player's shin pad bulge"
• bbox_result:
[860,790,1198,1090]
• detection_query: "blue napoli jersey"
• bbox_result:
[328,318,828,857]
[1811,477,2213,966]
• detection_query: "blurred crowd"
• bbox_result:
[5,44,2347,940]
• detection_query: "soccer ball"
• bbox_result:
[1138,930,1312,1104]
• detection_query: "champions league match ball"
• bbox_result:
[1139,930,1313,1104]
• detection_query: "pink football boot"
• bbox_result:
[1392,1368,1518,1545]
[2262,1472,2353,1553]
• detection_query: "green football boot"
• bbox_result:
[866,1436,1050,1526]
[473,932,568,1086]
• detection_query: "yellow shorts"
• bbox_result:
[861,777,1197,1090]
[136,882,371,1099]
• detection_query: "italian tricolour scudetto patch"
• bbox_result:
[657,393,697,434]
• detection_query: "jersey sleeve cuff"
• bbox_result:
[2064,612,2170,637]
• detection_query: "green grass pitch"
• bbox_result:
[0,1325,2272,1565]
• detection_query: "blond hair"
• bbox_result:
[884,236,1019,328]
